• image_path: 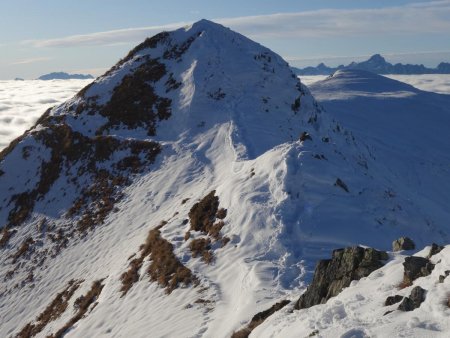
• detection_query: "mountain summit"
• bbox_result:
[0,19,323,337]
[0,20,449,337]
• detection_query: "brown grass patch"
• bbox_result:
[147,228,198,293]
[97,58,170,136]
[189,238,213,264]
[231,300,290,338]
[0,227,16,248]
[188,191,227,240]
[216,208,227,219]
[49,279,104,338]
[11,237,35,263]
[186,191,230,262]
[188,191,219,232]
[16,279,82,338]
[398,280,412,289]
[121,223,198,296]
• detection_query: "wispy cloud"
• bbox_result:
[24,23,189,48]
[11,57,53,65]
[23,1,450,48]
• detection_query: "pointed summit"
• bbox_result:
[367,53,387,64]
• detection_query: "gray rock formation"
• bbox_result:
[398,286,426,311]
[295,246,388,310]
[403,256,434,285]
[392,237,415,252]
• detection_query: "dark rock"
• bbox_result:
[334,178,349,192]
[403,256,434,286]
[398,286,426,311]
[295,246,388,309]
[410,286,426,307]
[438,275,445,283]
[398,297,415,311]
[384,295,403,306]
[427,243,444,258]
[392,237,415,252]
[299,132,312,142]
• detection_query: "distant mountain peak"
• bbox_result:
[38,72,94,80]
[293,54,450,75]
[367,53,386,64]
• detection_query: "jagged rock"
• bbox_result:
[398,286,426,311]
[403,256,434,285]
[392,237,415,252]
[384,295,403,306]
[295,246,388,309]
[427,243,444,258]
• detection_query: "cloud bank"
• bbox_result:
[24,1,450,48]
[0,80,91,149]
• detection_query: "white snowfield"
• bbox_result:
[300,74,450,94]
[0,20,449,338]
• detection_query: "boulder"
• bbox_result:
[295,246,388,310]
[398,286,426,311]
[403,256,434,285]
[392,237,415,252]
[384,295,403,306]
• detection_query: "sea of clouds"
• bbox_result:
[0,79,91,150]
[0,75,449,151]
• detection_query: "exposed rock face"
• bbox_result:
[427,243,444,258]
[398,286,426,311]
[392,237,415,252]
[402,256,435,285]
[295,246,388,309]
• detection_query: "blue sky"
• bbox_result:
[1,0,450,79]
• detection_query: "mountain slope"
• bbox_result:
[0,19,323,338]
[0,22,449,338]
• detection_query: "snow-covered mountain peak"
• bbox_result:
[0,21,327,337]
[44,19,319,160]
[1,21,449,338]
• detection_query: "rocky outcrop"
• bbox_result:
[295,246,388,309]
[398,286,426,311]
[428,243,444,258]
[402,256,434,286]
[392,237,415,252]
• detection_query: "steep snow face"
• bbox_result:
[309,70,450,247]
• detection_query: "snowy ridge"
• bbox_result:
[0,21,449,338]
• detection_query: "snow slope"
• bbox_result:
[254,245,450,338]
[0,21,449,338]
